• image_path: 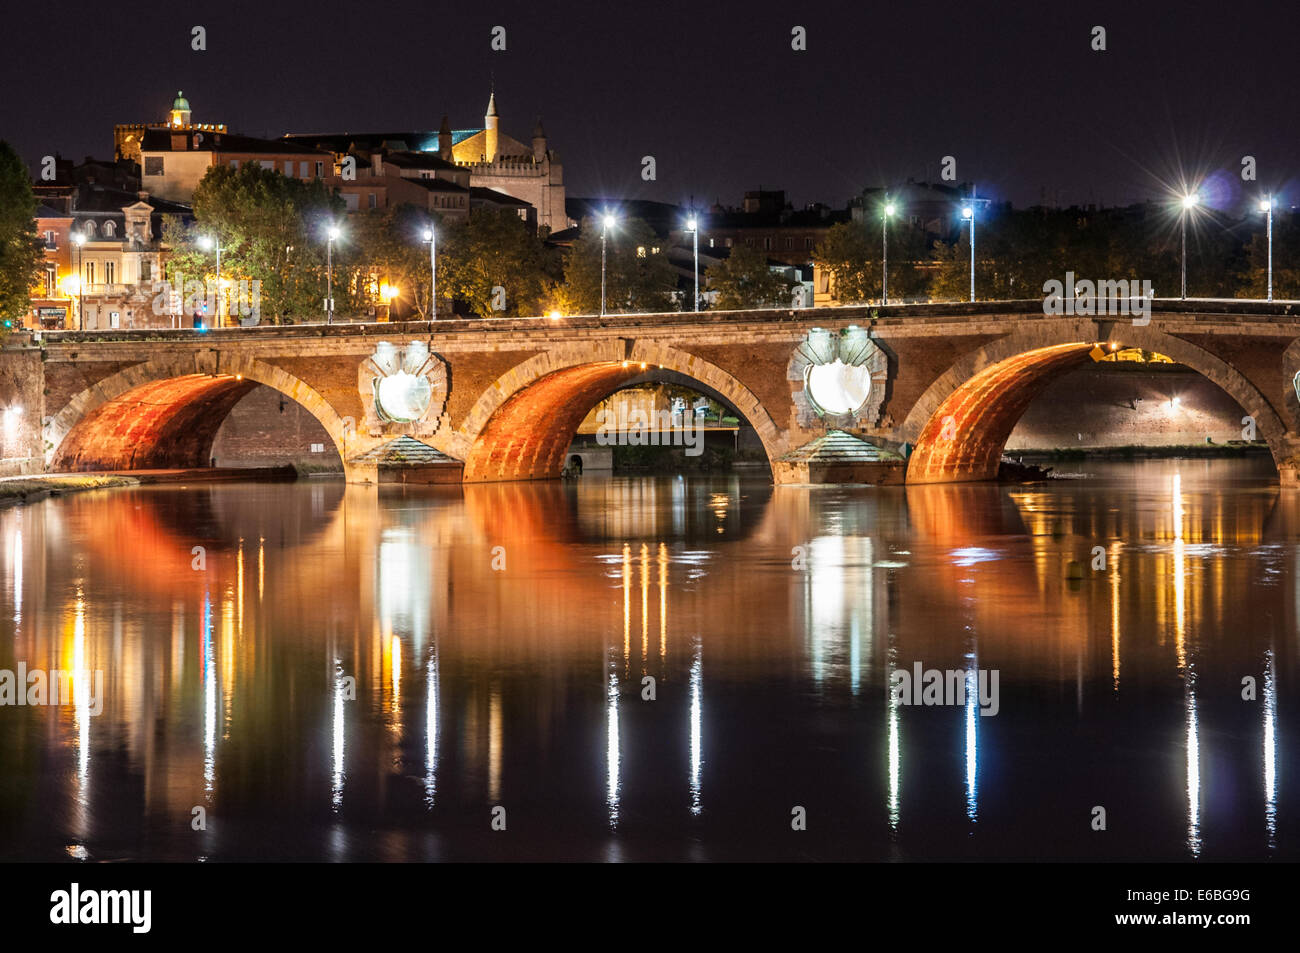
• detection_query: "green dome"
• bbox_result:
[172,91,190,111]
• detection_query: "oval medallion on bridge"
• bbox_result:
[358,341,448,435]
[790,326,888,427]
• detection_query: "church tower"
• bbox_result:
[532,118,548,162]
[169,91,192,126]
[438,114,453,162]
[484,91,499,162]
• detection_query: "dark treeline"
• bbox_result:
[816,202,1296,303]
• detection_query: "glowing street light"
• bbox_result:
[961,203,976,303]
[601,213,617,316]
[1179,191,1199,300]
[325,225,341,323]
[71,231,86,330]
[882,201,896,304]
[423,227,437,325]
[197,235,224,326]
[685,216,700,312]
[1259,196,1274,302]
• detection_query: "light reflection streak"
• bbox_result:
[73,595,89,805]
[606,660,620,828]
[622,544,631,672]
[331,657,345,810]
[887,639,900,833]
[425,643,439,807]
[1185,669,1201,858]
[658,543,668,663]
[641,543,649,663]
[202,594,215,795]
[1110,541,1121,691]
[1263,646,1277,849]
[12,525,21,624]
[257,536,264,602]
[689,640,702,816]
[964,654,978,823]
[488,685,502,803]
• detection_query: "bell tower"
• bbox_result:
[484,90,499,162]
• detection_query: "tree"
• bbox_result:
[557,217,676,314]
[347,204,438,320]
[814,217,930,304]
[0,141,44,328]
[167,163,345,323]
[706,243,796,310]
[813,221,875,303]
[439,208,555,316]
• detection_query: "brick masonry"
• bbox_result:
[19,299,1300,485]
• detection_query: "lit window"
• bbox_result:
[104,221,116,237]
[84,221,96,236]
[105,262,115,284]
[637,246,647,258]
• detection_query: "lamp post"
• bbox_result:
[198,235,222,326]
[601,213,616,316]
[961,204,975,303]
[71,231,86,330]
[1259,196,1274,302]
[423,227,437,325]
[882,201,896,304]
[325,225,340,323]
[1180,191,1199,300]
[686,216,700,311]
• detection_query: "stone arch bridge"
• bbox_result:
[5,299,1299,486]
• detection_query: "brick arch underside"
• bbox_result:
[463,363,653,482]
[906,344,1094,484]
[54,374,262,471]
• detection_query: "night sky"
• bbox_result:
[3,0,1297,213]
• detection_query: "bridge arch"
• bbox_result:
[47,354,353,471]
[902,321,1288,484]
[450,340,785,482]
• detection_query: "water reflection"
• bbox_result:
[0,460,1293,861]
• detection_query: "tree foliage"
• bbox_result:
[168,163,345,323]
[439,208,555,316]
[557,217,677,315]
[706,243,796,310]
[0,141,44,327]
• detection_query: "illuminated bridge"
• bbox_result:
[5,298,1299,486]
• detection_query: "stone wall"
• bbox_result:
[210,384,340,469]
[0,348,44,476]
[1007,363,1248,450]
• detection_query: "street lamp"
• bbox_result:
[1179,191,1199,300]
[601,213,616,316]
[71,231,86,329]
[198,235,223,326]
[882,201,896,304]
[685,216,700,311]
[961,204,975,303]
[1259,196,1274,302]
[423,227,437,325]
[325,225,340,323]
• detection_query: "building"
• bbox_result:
[115,91,228,163]
[703,190,851,267]
[32,184,194,330]
[138,126,335,204]
[283,91,569,233]
[28,205,76,329]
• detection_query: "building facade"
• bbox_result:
[284,92,569,234]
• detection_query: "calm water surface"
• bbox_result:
[0,459,1295,861]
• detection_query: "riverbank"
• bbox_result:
[0,475,140,507]
[1008,443,1270,463]
[0,466,300,508]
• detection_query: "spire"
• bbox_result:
[483,84,499,162]
[438,114,453,161]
